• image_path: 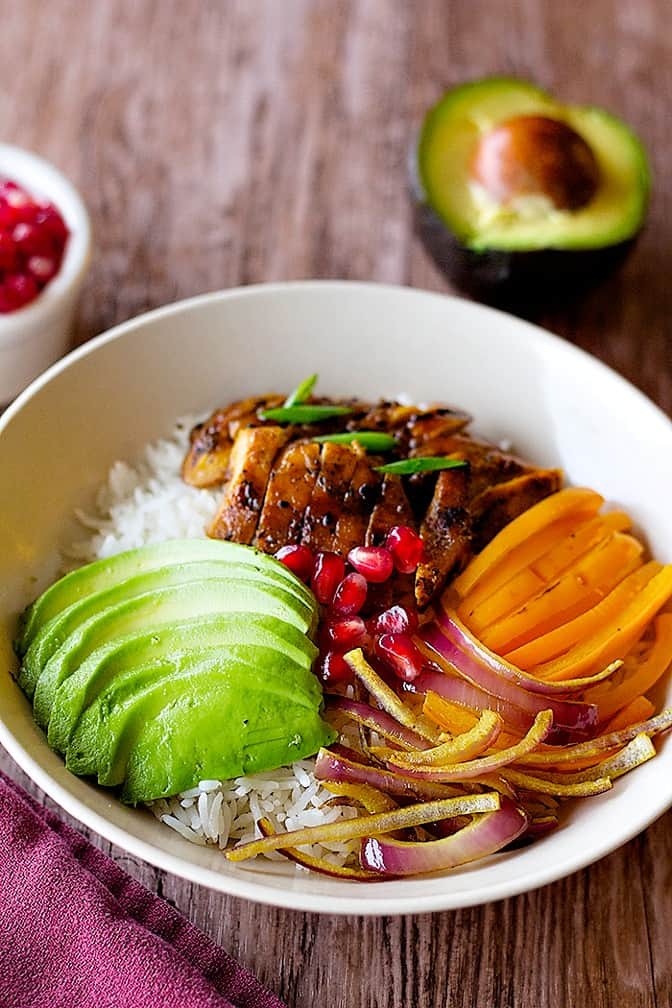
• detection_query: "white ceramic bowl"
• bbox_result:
[1,281,671,915]
[0,144,91,404]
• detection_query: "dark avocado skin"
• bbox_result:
[412,196,636,307]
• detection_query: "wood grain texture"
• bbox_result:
[1,1,671,1005]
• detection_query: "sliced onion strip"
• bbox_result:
[419,622,598,741]
[226,792,501,861]
[360,799,528,876]
[413,666,534,736]
[326,696,431,750]
[314,747,465,801]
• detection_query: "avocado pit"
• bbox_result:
[470,115,600,212]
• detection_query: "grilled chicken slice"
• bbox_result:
[333,455,383,556]
[471,469,562,552]
[183,395,284,488]
[254,440,321,553]
[208,425,289,543]
[365,475,416,547]
[415,465,473,609]
[301,442,363,552]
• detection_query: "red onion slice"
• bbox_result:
[410,668,535,737]
[326,696,431,750]
[438,607,621,694]
[314,747,465,801]
[360,799,528,875]
[419,622,598,742]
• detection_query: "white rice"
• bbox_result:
[68,418,356,866]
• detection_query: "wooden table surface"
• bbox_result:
[2,2,672,1005]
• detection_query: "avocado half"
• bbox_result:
[412,77,650,302]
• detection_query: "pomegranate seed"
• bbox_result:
[27,255,57,284]
[12,222,52,257]
[374,633,425,682]
[324,616,367,650]
[0,273,39,312]
[35,204,69,246]
[311,551,346,605]
[317,650,352,685]
[385,525,425,574]
[347,546,394,583]
[332,572,368,616]
[0,232,18,271]
[274,544,314,583]
[371,604,419,636]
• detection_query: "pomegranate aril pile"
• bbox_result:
[276,526,428,688]
[0,178,69,313]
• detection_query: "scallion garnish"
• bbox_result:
[284,373,318,407]
[313,431,397,452]
[375,457,468,475]
[259,404,353,424]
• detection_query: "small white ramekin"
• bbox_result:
[0,144,91,404]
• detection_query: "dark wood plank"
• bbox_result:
[2,1,671,1006]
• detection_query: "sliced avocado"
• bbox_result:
[120,667,336,804]
[33,577,314,732]
[413,77,650,298]
[66,645,318,785]
[17,537,313,656]
[20,558,314,698]
[46,612,317,751]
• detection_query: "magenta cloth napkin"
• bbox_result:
[0,771,286,1008]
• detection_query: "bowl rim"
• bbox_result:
[2,279,672,915]
[0,143,91,342]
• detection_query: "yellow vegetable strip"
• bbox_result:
[344,648,439,741]
[423,693,480,735]
[466,513,630,633]
[531,512,630,582]
[505,563,662,669]
[456,511,595,618]
[373,710,502,766]
[225,793,501,861]
[384,710,553,780]
[514,709,672,766]
[526,734,655,785]
[322,781,398,813]
[256,818,382,881]
[453,488,603,599]
[481,533,643,654]
[532,566,672,681]
[587,614,672,721]
[500,769,612,797]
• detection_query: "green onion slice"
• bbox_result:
[313,431,397,452]
[259,404,353,424]
[284,373,318,407]
[375,457,469,475]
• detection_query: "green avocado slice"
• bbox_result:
[120,668,336,804]
[20,558,314,699]
[46,612,317,752]
[66,645,318,785]
[417,77,650,252]
[33,577,314,732]
[17,538,313,656]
